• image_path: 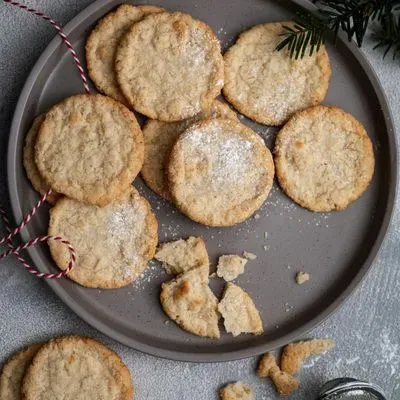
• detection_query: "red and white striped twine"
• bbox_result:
[0,0,92,278]
[0,189,76,279]
[3,0,90,94]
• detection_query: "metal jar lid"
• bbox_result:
[317,378,387,400]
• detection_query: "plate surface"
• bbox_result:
[7,0,397,362]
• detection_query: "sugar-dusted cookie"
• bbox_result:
[21,336,133,400]
[0,343,42,400]
[223,22,331,125]
[142,101,237,200]
[48,188,157,289]
[115,12,224,121]
[218,283,263,336]
[35,94,144,206]
[274,106,375,212]
[160,265,220,338]
[167,118,274,226]
[86,4,163,105]
[155,236,209,275]
[23,115,62,205]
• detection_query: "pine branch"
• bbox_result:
[276,14,325,59]
[276,0,400,60]
[372,13,400,59]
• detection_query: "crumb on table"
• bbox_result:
[296,271,310,284]
[243,251,257,260]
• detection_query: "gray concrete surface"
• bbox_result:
[0,1,399,399]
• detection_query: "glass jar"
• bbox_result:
[317,378,387,400]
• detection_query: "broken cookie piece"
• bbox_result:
[218,283,263,336]
[217,255,248,281]
[281,338,335,375]
[220,381,254,400]
[160,265,220,338]
[155,236,209,274]
[257,352,299,396]
[295,271,310,285]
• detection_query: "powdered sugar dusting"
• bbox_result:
[182,120,254,186]
[107,202,145,242]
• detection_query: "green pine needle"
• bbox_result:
[372,14,400,59]
[276,15,325,59]
[276,0,400,60]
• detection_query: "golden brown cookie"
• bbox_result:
[160,265,220,338]
[141,100,237,200]
[86,4,163,105]
[0,343,42,400]
[223,22,331,125]
[167,118,275,226]
[23,115,62,205]
[21,336,133,400]
[115,11,224,121]
[218,282,263,336]
[274,106,375,212]
[48,187,158,289]
[35,94,144,206]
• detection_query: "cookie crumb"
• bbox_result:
[296,271,310,285]
[257,352,299,396]
[254,213,261,220]
[281,339,336,375]
[217,255,247,281]
[243,251,257,260]
[220,381,254,400]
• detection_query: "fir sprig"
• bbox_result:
[372,14,400,59]
[276,14,325,59]
[276,0,400,60]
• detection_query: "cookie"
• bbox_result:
[23,115,62,205]
[216,255,247,282]
[115,11,224,121]
[257,352,300,396]
[86,4,163,105]
[141,101,237,200]
[160,265,220,338]
[155,236,209,275]
[281,339,335,375]
[218,282,263,336]
[35,94,144,206]
[220,382,254,400]
[167,118,275,226]
[21,336,133,400]
[274,106,375,212]
[223,22,331,125]
[48,187,158,289]
[0,343,42,400]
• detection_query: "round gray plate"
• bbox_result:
[7,0,397,362]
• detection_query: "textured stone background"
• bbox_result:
[0,1,399,399]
